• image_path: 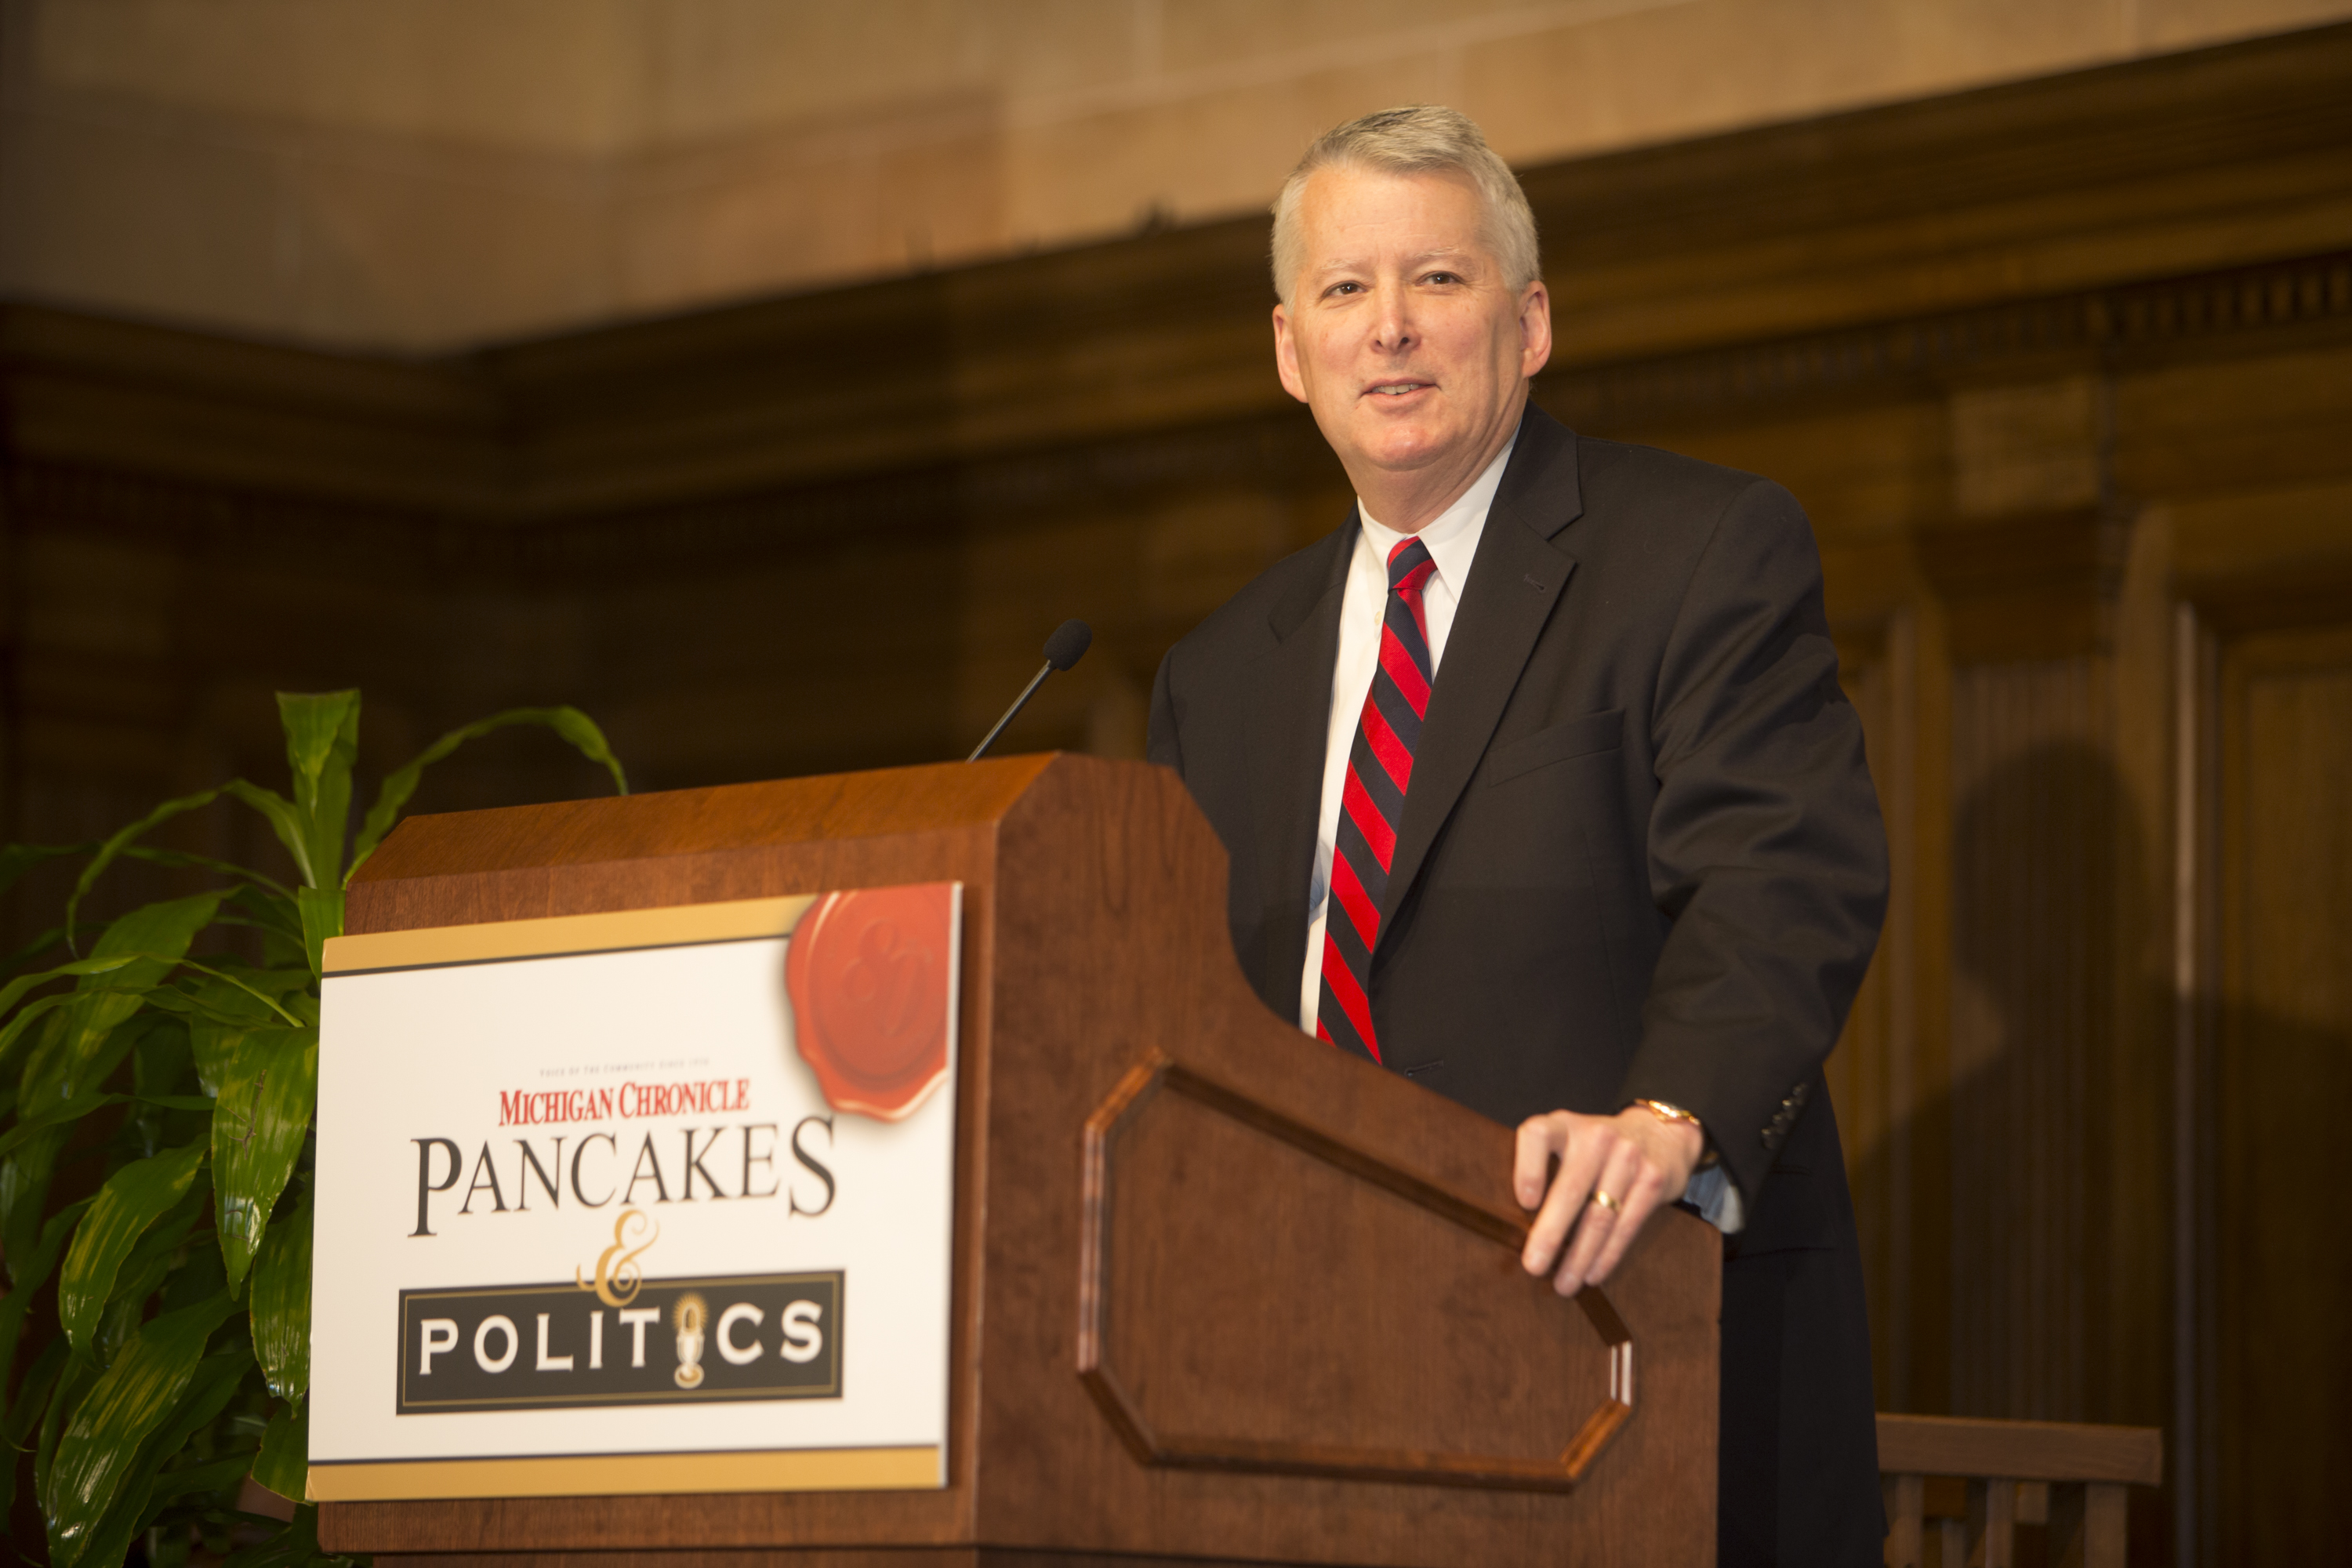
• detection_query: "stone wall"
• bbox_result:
[3,0,2347,350]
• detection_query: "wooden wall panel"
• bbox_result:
[2213,626,2352,1566]
[1828,626,1926,1415]
[1947,659,2114,1425]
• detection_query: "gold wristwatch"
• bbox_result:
[1633,1098,1719,1168]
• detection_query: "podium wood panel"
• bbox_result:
[326,754,1718,1567]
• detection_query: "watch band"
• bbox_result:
[1633,1098,1719,1168]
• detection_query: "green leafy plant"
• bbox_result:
[0,691,625,1568]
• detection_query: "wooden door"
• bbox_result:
[2211,623,2352,1563]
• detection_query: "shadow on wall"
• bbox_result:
[1944,740,2146,1432]
[1846,739,2347,1566]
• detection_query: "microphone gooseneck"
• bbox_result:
[967,619,1093,762]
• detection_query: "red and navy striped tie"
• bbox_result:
[1316,536,1437,1064]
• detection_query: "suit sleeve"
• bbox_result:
[1147,648,1185,775]
[1613,479,1888,1210]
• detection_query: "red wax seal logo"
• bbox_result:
[784,884,955,1121]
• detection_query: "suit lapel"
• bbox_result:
[1381,409,1586,933]
[1254,522,1353,994]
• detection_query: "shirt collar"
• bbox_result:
[1354,433,1516,594]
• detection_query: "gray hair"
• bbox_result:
[1269,105,1540,306]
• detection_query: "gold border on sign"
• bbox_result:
[304,1444,940,1501]
[321,895,818,975]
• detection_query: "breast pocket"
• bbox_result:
[1485,707,1624,786]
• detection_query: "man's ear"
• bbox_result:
[1518,279,1554,379]
[1272,303,1310,404]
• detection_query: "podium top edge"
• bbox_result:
[350,753,1062,884]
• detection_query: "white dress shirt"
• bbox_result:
[1291,434,1744,1233]
[1298,437,1512,1034]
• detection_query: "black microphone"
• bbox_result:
[967,619,1093,762]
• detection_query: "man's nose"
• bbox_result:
[1371,288,1416,352]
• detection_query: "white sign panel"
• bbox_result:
[310,884,960,1501]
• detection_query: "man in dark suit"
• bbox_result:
[1146,106,1889,1566]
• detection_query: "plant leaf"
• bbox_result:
[251,1189,312,1403]
[140,1450,260,1515]
[0,1094,121,1284]
[295,887,342,981]
[1,996,134,1109]
[0,924,74,985]
[276,691,361,892]
[133,956,303,1028]
[34,1347,98,1522]
[347,705,628,883]
[6,839,289,911]
[143,1348,256,1488]
[212,1027,318,1289]
[227,884,309,969]
[0,1345,65,1530]
[249,1400,307,1503]
[135,1094,216,1112]
[42,1290,237,1568]
[222,1503,325,1568]
[0,1092,125,1274]
[129,1017,197,1159]
[0,1197,94,1385]
[67,1344,252,1568]
[64,799,311,955]
[0,844,84,899]
[9,898,227,1248]
[34,896,227,1111]
[82,894,227,992]
[0,953,142,1025]
[4,1334,68,1445]
[0,1334,69,1523]
[93,1174,210,1365]
[64,795,225,955]
[56,1141,209,1351]
[0,1001,71,1118]
[118,844,297,902]
[174,967,310,1066]
[220,781,313,888]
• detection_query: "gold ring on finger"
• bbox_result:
[1590,1189,1621,1213]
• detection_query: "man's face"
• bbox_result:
[1273,165,1551,504]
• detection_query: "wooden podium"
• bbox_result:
[321,753,1719,1567]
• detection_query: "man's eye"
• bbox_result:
[1424,271,1462,285]
[1327,281,1363,296]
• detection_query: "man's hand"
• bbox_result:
[1515,1106,1705,1295]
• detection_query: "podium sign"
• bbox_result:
[310,884,962,1501]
